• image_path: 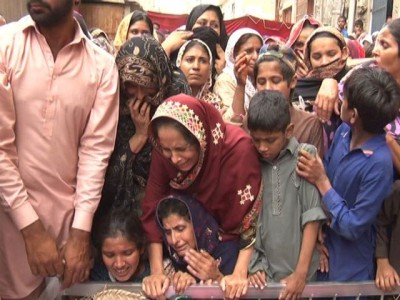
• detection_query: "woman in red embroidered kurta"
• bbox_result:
[141,94,262,299]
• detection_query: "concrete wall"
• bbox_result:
[80,2,125,40]
[278,0,297,23]
[393,0,400,18]
[0,0,27,23]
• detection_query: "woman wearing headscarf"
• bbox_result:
[294,26,350,151]
[185,4,228,50]
[213,28,263,120]
[286,15,321,78]
[175,30,222,110]
[141,94,262,299]
[155,194,239,293]
[97,36,190,218]
[113,11,154,52]
[90,28,116,56]
[163,4,228,74]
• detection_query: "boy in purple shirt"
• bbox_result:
[297,67,400,282]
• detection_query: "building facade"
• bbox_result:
[278,0,392,35]
[135,0,276,20]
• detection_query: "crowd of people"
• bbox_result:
[0,1,399,299]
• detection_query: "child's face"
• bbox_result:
[362,40,371,50]
[102,235,142,282]
[340,97,355,126]
[354,25,363,35]
[256,61,296,100]
[337,18,346,30]
[250,127,292,162]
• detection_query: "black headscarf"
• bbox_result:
[98,36,190,216]
[185,4,228,50]
[191,26,219,66]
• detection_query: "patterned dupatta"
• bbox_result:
[100,36,189,214]
[156,194,222,270]
[144,94,262,247]
[150,94,221,190]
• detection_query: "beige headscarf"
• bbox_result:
[114,11,159,51]
[114,13,134,51]
[304,26,349,79]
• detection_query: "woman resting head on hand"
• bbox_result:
[156,195,239,293]
[286,15,321,78]
[98,35,189,216]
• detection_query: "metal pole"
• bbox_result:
[348,0,357,33]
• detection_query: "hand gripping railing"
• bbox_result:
[41,278,400,300]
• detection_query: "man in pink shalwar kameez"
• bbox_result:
[0,0,119,298]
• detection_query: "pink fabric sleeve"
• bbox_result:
[0,45,39,230]
[73,60,119,232]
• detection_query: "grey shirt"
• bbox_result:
[249,138,326,282]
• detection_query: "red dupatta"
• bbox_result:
[285,15,321,48]
[141,94,262,247]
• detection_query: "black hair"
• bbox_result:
[151,117,200,147]
[303,19,320,30]
[354,19,364,29]
[92,207,146,255]
[343,67,400,134]
[128,11,154,36]
[248,90,290,132]
[364,44,374,58]
[156,30,165,43]
[387,18,400,57]
[254,44,296,83]
[233,33,263,58]
[183,40,211,62]
[158,197,191,224]
[338,15,347,22]
[185,4,228,50]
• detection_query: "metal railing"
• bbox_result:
[40,278,400,299]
